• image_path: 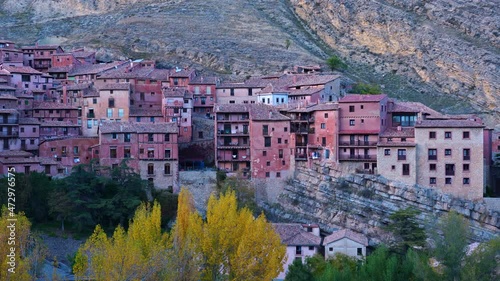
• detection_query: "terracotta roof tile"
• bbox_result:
[169,68,195,78]
[273,223,321,246]
[98,83,130,91]
[163,88,187,97]
[189,76,218,85]
[214,103,289,121]
[48,66,73,73]
[129,108,163,117]
[415,119,484,128]
[339,94,387,103]
[2,65,42,75]
[33,102,79,109]
[390,101,443,117]
[69,61,127,76]
[323,229,368,246]
[0,94,17,100]
[380,127,415,138]
[288,74,341,87]
[99,121,178,134]
[288,87,323,96]
[19,118,41,125]
[0,150,34,157]
[40,121,80,127]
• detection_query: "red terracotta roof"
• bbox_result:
[323,229,368,246]
[0,150,34,157]
[288,87,323,96]
[163,88,186,97]
[339,94,387,103]
[40,121,80,127]
[169,68,195,78]
[99,121,178,134]
[214,103,289,121]
[288,74,340,87]
[415,119,484,128]
[48,66,73,73]
[390,101,443,117]
[273,223,321,246]
[189,76,218,85]
[0,94,17,100]
[19,118,41,125]
[129,108,163,117]
[380,127,415,138]
[33,102,79,109]
[98,83,130,91]
[22,45,62,50]
[2,65,42,75]
[69,61,127,76]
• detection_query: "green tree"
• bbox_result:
[326,55,347,71]
[461,236,500,281]
[385,207,426,253]
[351,82,382,94]
[285,259,313,281]
[433,211,470,281]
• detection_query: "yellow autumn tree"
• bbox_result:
[200,189,286,281]
[73,201,169,281]
[0,207,45,281]
[166,187,203,281]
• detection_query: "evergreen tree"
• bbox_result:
[284,259,313,281]
[385,207,426,253]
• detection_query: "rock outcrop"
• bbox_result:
[289,0,499,125]
[264,161,499,244]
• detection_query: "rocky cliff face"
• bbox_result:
[264,161,499,244]
[289,0,499,125]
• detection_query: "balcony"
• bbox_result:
[339,140,378,147]
[295,154,308,161]
[428,155,437,160]
[445,170,455,176]
[0,131,18,137]
[398,155,406,161]
[339,154,377,162]
[463,155,470,161]
[217,130,248,136]
[217,142,249,148]
[296,142,308,147]
[0,118,18,125]
[87,112,95,118]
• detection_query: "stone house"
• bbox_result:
[188,76,219,116]
[0,40,24,67]
[21,44,64,72]
[162,88,192,143]
[273,223,321,280]
[323,229,368,259]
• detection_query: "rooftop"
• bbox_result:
[0,150,34,158]
[99,121,178,134]
[339,94,387,103]
[40,121,80,127]
[288,74,340,87]
[19,118,41,125]
[415,119,484,128]
[69,61,127,76]
[273,223,321,246]
[129,108,163,117]
[390,101,443,117]
[169,68,195,78]
[215,103,290,121]
[189,76,218,85]
[323,229,368,246]
[2,65,42,75]
[98,83,130,91]
[380,127,415,138]
[33,102,79,110]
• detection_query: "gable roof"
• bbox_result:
[273,223,321,246]
[415,119,484,128]
[323,229,368,246]
[339,94,387,103]
[99,121,178,134]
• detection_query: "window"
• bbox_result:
[397,149,406,160]
[349,105,355,112]
[349,119,355,126]
[277,138,282,144]
[118,109,124,117]
[309,246,314,251]
[463,164,469,171]
[164,149,171,159]
[430,177,437,184]
[445,149,452,156]
[444,131,452,139]
[429,131,436,139]
[108,98,115,108]
[110,147,117,158]
[282,160,286,165]
[263,151,267,156]
[107,108,113,118]
[295,246,302,255]
[402,164,410,176]
[284,127,288,132]
[265,172,270,178]
[266,161,270,166]
[124,133,131,142]
[230,88,234,96]
[428,149,437,160]
[20,127,24,133]
[445,164,455,176]
[174,108,179,114]
[264,137,271,147]
[322,137,326,146]
[430,164,436,171]
[384,149,390,156]
[198,131,204,139]
[124,147,131,158]
[463,131,470,139]
[147,133,154,142]
[33,127,36,133]
[445,178,452,184]
[140,148,144,154]
[463,178,470,185]
[148,163,154,175]
[112,133,117,139]
[147,148,155,158]
[165,134,170,142]
[279,149,283,159]
[248,88,252,96]
[324,113,328,118]
[263,125,269,135]
[357,248,362,256]
[329,247,333,252]
[164,163,171,175]
[321,123,326,129]
[401,138,407,142]
[391,165,395,170]
[463,149,470,161]
[276,172,281,178]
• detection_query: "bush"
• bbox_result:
[351,82,382,95]
[326,55,347,71]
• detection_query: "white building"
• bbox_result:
[323,229,368,259]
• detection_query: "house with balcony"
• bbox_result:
[338,94,388,172]
[214,103,293,179]
[0,40,23,67]
[31,102,79,123]
[273,223,321,281]
[162,88,192,143]
[188,76,219,116]
[1,65,51,95]
[21,44,64,72]
[39,121,81,141]
[97,121,179,192]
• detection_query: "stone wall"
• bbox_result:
[264,161,499,244]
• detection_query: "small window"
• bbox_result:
[164,163,171,175]
[384,149,390,156]
[324,113,328,118]
[284,127,288,132]
[148,133,154,142]
[357,248,362,256]
[276,172,281,178]
[349,105,355,112]
[266,161,270,166]
[445,149,452,156]
[430,164,436,171]
[263,151,267,156]
[295,246,302,255]
[265,172,270,178]
[463,178,470,185]
[429,131,436,139]
[112,133,117,139]
[309,246,314,251]
[278,138,282,144]
[445,178,452,184]
[329,247,333,252]
[430,177,437,184]
[264,137,271,147]
[402,164,410,176]
[148,163,154,175]
[463,164,469,171]
[349,119,355,126]
[391,165,395,170]
[444,132,452,139]
[463,131,470,139]
[165,134,170,142]
[321,123,326,129]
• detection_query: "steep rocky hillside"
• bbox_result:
[0,0,498,124]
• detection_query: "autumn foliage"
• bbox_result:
[73,188,286,281]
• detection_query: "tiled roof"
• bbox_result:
[69,61,127,76]
[189,76,218,85]
[288,87,323,96]
[71,51,95,58]
[129,108,163,117]
[323,229,368,246]
[98,83,130,91]
[99,121,178,134]
[214,103,289,121]
[2,65,42,75]
[306,103,339,111]
[273,223,321,246]
[380,127,415,138]
[19,118,41,125]
[415,119,484,128]
[163,88,186,97]
[39,157,60,165]
[0,109,19,114]
[377,142,416,147]
[339,94,387,103]
[22,45,61,50]
[66,83,93,91]
[0,78,8,83]
[48,66,73,73]
[33,102,78,109]
[214,103,250,113]
[288,74,340,87]
[0,150,34,157]
[390,101,443,117]
[40,121,80,127]
[0,158,40,164]
[98,66,168,80]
